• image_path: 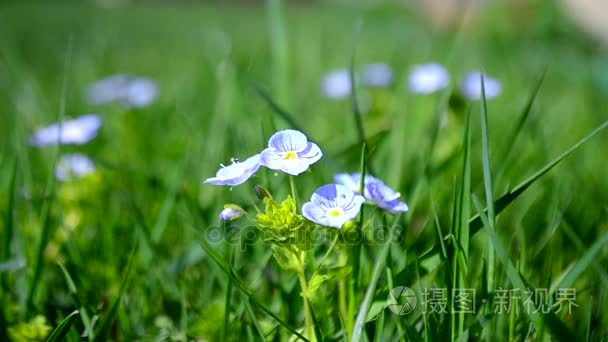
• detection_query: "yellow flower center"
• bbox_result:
[283,151,298,160]
[328,208,343,217]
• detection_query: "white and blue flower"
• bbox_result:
[204,154,261,186]
[260,130,322,176]
[30,114,102,147]
[55,153,96,181]
[321,69,354,99]
[407,63,451,94]
[362,63,394,88]
[460,71,502,100]
[334,173,409,214]
[302,184,366,229]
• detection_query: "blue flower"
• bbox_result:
[408,63,450,94]
[460,71,502,100]
[321,69,354,99]
[362,63,394,88]
[126,77,159,108]
[55,154,96,181]
[86,74,158,108]
[260,130,322,176]
[302,184,365,229]
[86,74,131,105]
[219,205,245,222]
[30,114,101,147]
[204,154,261,186]
[334,173,409,215]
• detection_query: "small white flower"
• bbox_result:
[408,63,451,94]
[126,77,159,108]
[204,154,261,187]
[302,184,366,229]
[30,114,101,147]
[321,69,354,99]
[460,71,502,100]
[55,154,96,181]
[362,63,394,88]
[260,130,323,176]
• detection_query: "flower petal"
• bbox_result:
[297,142,323,163]
[203,154,260,186]
[268,130,309,152]
[260,148,312,176]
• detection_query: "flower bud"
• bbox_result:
[219,205,245,222]
[254,184,272,202]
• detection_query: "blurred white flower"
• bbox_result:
[86,74,159,108]
[321,69,354,99]
[362,63,394,88]
[408,63,451,94]
[86,74,132,105]
[460,71,502,100]
[126,77,159,108]
[55,154,96,181]
[30,114,101,147]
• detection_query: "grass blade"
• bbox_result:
[250,80,304,133]
[554,229,608,291]
[472,195,578,341]
[351,216,401,342]
[451,107,472,340]
[26,35,73,316]
[495,70,547,180]
[469,119,608,236]
[94,238,138,342]
[348,18,365,146]
[46,310,79,342]
[479,74,496,294]
[57,261,95,339]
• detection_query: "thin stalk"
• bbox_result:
[296,253,314,340]
[289,175,298,207]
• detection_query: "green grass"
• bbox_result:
[1,0,608,340]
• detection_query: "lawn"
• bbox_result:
[1,0,607,340]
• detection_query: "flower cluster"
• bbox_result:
[204,129,408,231]
[86,73,159,108]
[30,114,101,182]
[321,62,502,100]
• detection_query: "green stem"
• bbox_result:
[289,175,298,206]
[296,252,314,340]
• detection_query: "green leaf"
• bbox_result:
[198,236,310,342]
[46,310,79,342]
